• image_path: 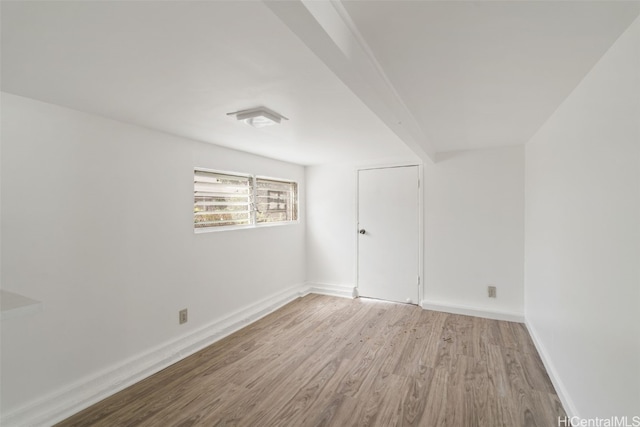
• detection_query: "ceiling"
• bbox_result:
[2,1,639,165]
[341,0,640,152]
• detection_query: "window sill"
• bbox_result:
[194,220,299,234]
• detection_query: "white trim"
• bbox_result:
[194,166,252,179]
[525,320,579,420]
[355,160,424,171]
[417,164,424,305]
[354,168,360,295]
[306,282,356,299]
[1,284,308,427]
[421,300,525,323]
[194,219,300,234]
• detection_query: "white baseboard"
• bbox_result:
[1,283,308,427]
[305,282,356,299]
[525,320,578,420]
[421,300,525,323]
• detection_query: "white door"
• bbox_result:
[357,166,420,304]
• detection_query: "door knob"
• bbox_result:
[359,229,366,235]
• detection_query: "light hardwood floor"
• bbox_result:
[57,294,566,426]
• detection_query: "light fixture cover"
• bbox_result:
[227,107,288,128]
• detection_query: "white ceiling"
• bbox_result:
[2,1,639,165]
[0,1,416,166]
[341,0,640,152]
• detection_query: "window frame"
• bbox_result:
[194,167,299,233]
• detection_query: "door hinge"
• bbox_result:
[417,276,421,285]
[418,179,420,188]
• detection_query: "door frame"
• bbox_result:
[354,162,424,305]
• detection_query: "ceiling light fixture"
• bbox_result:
[227,107,288,128]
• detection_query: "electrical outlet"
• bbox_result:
[179,309,188,324]
[488,286,497,298]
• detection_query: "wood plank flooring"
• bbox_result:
[57,294,566,426]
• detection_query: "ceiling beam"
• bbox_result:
[265,0,436,163]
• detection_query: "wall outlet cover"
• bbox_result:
[488,286,497,298]
[179,309,188,324]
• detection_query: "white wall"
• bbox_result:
[306,164,357,288]
[424,147,525,318]
[525,16,640,419]
[306,146,525,320]
[0,94,306,418]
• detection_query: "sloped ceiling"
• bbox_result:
[2,1,639,165]
[339,0,640,153]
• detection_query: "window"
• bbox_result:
[194,170,252,229]
[194,169,298,230]
[255,178,298,224]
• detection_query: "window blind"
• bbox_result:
[194,170,252,228]
[255,178,298,224]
